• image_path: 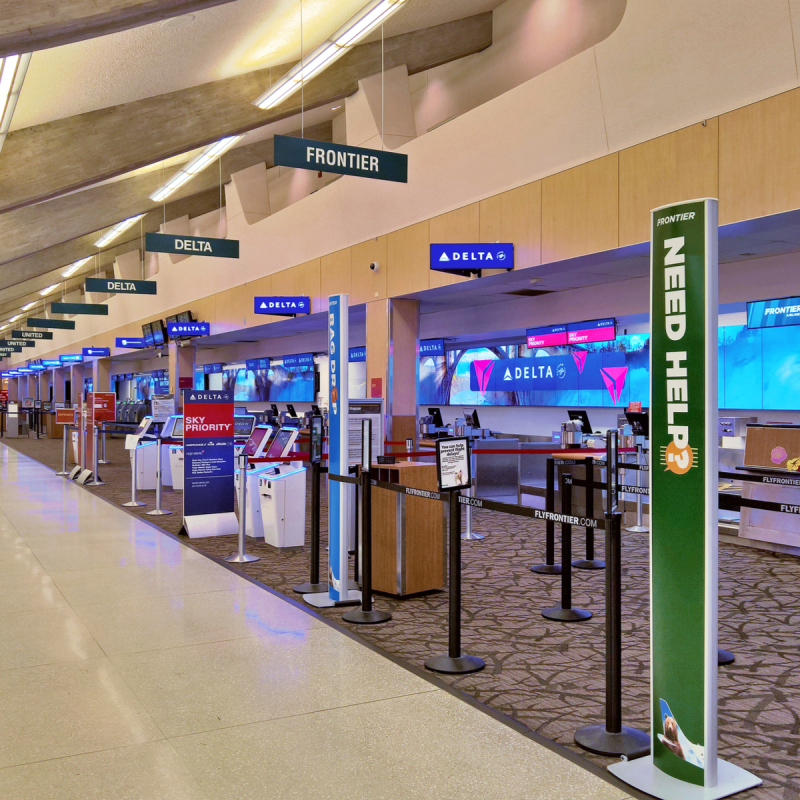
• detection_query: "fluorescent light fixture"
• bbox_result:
[61,257,90,278]
[94,214,145,248]
[150,135,242,202]
[9,314,22,322]
[0,53,31,153]
[253,0,407,110]
[39,283,60,296]
[21,301,36,311]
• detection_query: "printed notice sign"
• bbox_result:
[436,437,471,492]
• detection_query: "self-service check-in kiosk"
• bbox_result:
[166,415,185,490]
[234,425,279,538]
[258,430,307,547]
[128,417,157,490]
[159,415,183,488]
[233,415,257,457]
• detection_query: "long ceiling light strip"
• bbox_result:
[253,0,406,110]
[61,257,91,278]
[39,283,60,296]
[149,135,242,202]
[94,214,145,248]
[0,52,31,153]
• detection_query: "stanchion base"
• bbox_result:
[342,609,392,625]
[530,564,562,575]
[574,724,651,758]
[97,460,112,465]
[542,606,592,622]
[293,582,329,594]
[146,509,173,516]
[718,648,735,665]
[424,654,485,675]
[303,591,361,608]
[55,471,70,476]
[572,558,605,570]
[224,553,260,563]
[122,501,146,507]
[461,532,485,541]
[625,525,649,533]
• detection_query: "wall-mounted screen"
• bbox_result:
[141,322,154,347]
[222,361,315,402]
[566,318,616,345]
[151,319,167,346]
[747,296,800,329]
[526,325,567,348]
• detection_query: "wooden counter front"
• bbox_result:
[371,461,446,596]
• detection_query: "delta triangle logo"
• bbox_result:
[260,302,268,310]
[503,368,512,381]
[572,351,588,374]
[439,253,451,262]
[473,360,495,394]
[600,366,629,405]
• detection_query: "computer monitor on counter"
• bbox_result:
[568,409,593,434]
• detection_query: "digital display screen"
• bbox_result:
[151,320,166,346]
[234,416,255,437]
[172,417,184,437]
[747,296,800,329]
[526,325,567,348]
[142,322,154,347]
[266,429,294,458]
[420,339,444,357]
[243,426,271,457]
[566,318,616,345]
[222,363,314,402]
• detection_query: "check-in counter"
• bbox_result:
[371,461,446,597]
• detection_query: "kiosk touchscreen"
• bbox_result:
[266,427,300,459]
[162,415,184,439]
[242,425,275,459]
[568,409,593,434]
[233,415,256,439]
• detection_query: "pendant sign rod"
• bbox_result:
[12,330,53,340]
[274,135,408,183]
[27,318,75,330]
[145,232,239,259]
[85,277,157,295]
[50,302,109,316]
[609,198,760,800]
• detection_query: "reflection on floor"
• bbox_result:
[0,444,630,800]
[8,435,800,800]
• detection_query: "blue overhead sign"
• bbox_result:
[245,358,271,371]
[254,296,311,315]
[349,347,366,362]
[203,363,223,374]
[29,364,45,371]
[83,347,110,357]
[115,337,146,349]
[41,359,61,367]
[167,321,209,338]
[430,243,514,276]
[747,295,800,329]
[420,338,445,357]
[282,353,314,369]
[59,354,82,363]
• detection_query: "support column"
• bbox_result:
[38,371,49,404]
[53,368,66,405]
[169,342,195,408]
[92,357,111,394]
[8,378,18,402]
[366,298,419,445]
[70,364,84,406]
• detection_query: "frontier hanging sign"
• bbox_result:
[609,199,760,800]
[274,135,408,183]
[145,232,239,259]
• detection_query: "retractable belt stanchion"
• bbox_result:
[98,422,110,465]
[625,443,649,533]
[574,505,651,758]
[530,457,561,575]
[343,419,391,625]
[462,448,485,541]
[425,488,485,674]
[56,424,70,476]
[542,474,592,622]
[226,453,259,564]
[85,424,105,486]
[146,437,172,516]
[123,442,146,507]
[574,455,605,570]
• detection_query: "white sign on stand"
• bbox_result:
[347,399,384,466]
[151,394,176,423]
[436,437,471,492]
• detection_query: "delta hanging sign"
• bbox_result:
[431,243,514,277]
[254,296,310,316]
[145,232,239,260]
[274,135,408,183]
[85,277,157,295]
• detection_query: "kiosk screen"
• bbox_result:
[234,415,256,438]
[266,429,295,458]
[243,426,270,457]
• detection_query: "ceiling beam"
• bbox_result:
[0,13,492,214]
[0,0,242,59]
[0,121,332,268]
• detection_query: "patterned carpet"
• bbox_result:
[6,433,799,800]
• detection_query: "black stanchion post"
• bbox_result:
[531,457,562,575]
[425,491,485,674]
[574,456,605,570]
[542,474,592,622]
[574,511,650,757]
[294,415,328,594]
[343,420,391,625]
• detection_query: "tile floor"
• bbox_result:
[0,444,631,799]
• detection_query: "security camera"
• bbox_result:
[369,261,380,272]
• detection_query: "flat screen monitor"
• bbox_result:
[172,416,184,438]
[266,428,297,459]
[134,416,153,438]
[141,322,154,347]
[233,415,256,438]
[151,319,167,346]
[428,407,444,427]
[176,310,192,323]
[568,409,593,434]
[243,426,272,457]
[625,411,649,436]
[270,404,280,416]
[463,408,480,429]
[234,407,247,415]
[311,404,320,414]
[286,403,297,417]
